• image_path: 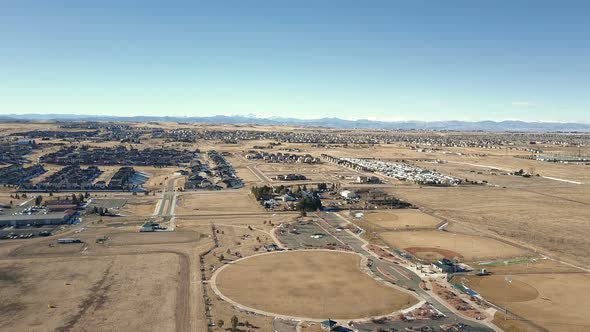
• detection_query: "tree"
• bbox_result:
[216,319,224,328]
[230,315,239,332]
[35,195,43,206]
[218,254,224,262]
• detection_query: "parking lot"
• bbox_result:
[0,224,61,240]
[277,219,350,250]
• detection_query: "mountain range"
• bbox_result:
[1,114,589,132]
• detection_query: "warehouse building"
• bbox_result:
[0,210,75,227]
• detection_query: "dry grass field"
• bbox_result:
[0,254,179,332]
[176,190,263,215]
[380,230,530,262]
[465,272,590,332]
[176,213,296,230]
[107,230,202,245]
[117,195,158,216]
[389,185,590,267]
[354,209,442,231]
[215,250,418,319]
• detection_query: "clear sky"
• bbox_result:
[0,0,588,122]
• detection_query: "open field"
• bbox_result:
[380,230,530,262]
[214,250,418,319]
[0,253,180,332]
[465,272,590,332]
[108,230,202,245]
[354,209,442,231]
[472,257,581,274]
[176,190,263,215]
[390,185,590,267]
[118,195,158,216]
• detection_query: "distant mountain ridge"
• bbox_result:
[1,114,589,132]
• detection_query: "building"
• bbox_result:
[0,211,74,227]
[431,258,467,273]
[320,320,337,331]
[356,175,381,184]
[339,190,358,199]
[46,204,78,212]
[57,238,82,244]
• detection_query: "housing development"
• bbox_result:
[0,120,588,332]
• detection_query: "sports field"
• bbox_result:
[380,230,530,262]
[214,250,418,319]
[465,273,590,332]
[359,209,442,230]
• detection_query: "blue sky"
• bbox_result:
[0,0,588,122]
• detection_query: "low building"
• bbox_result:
[57,238,82,244]
[340,190,358,199]
[320,319,337,331]
[432,258,467,273]
[356,175,381,184]
[46,204,78,212]
[0,211,74,227]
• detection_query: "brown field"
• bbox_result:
[108,230,202,245]
[465,273,590,332]
[0,254,180,332]
[255,162,350,183]
[380,230,530,262]
[176,190,263,215]
[356,209,442,230]
[390,185,590,267]
[215,250,418,319]
[472,258,581,274]
[118,194,158,216]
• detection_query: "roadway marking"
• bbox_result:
[377,266,398,282]
[391,266,412,281]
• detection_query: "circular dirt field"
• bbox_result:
[213,250,418,320]
[464,275,539,303]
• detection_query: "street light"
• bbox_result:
[504,276,512,320]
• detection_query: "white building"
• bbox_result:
[340,190,358,199]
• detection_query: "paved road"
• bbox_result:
[153,176,181,230]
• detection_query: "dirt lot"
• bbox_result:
[215,250,418,319]
[465,272,590,332]
[176,190,263,215]
[380,230,530,262]
[353,209,442,231]
[0,253,180,332]
[108,230,202,246]
[118,195,158,216]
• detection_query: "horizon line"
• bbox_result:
[1,113,589,125]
